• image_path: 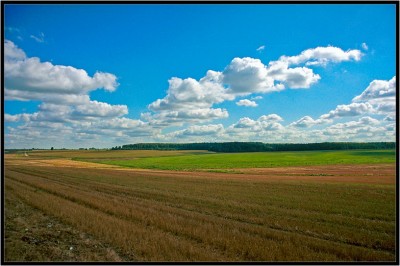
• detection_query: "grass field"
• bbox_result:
[4,149,397,262]
[77,149,396,170]
[9,149,212,160]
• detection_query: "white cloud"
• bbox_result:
[74,117,156,138]
[72,101,128,118]
[145,45,363,126]
[361,43,368,51]
[289,116,327,128]
[3,40,153,148]
[5,114,26,122]
[7,40,380,148]
[236,99,258,107]
[383,115,395,122]
[256,45,265,52]
[258,114,283,122]
[94,117,147,130]
[144,108,229,126]
[145,72,232,125]
[223,57,278,94]
[4,40,127,122]
[5,40,119,101]
[267,62,321,89]
[160,109,394,144]
[168,124,224,139]
[279,46,362,66]
[352,77,396,102]
[228,115,285,133]
[30,32,45,43]
[148,75,230,112]
[251,96,263,100]
[231,117,258,129]
[319,102,375,120]
[351,76,396,116]
[329,116,380,129]
[322,117,384,138]
[5,114,19,122]
[385,123,396,132]
[4,89,91,105]
[374,100,395,114]
[4,40,26,61]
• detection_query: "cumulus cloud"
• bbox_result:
[168,124,224,139]
[72,101,128,118]
[236,99,258,107]
[145,71,232,125]
[267,62,321,89]
[4,40,26,61]
[279,46,362,66]
[4,40,119,101]
[148,75,229,112]
[6,114,157,149]
[7,40,378,147]
[4,113,32,123]
[93,117,147,130]
[144,108,229,127]
[319,102,375,120]
[265,46,361,89]
[289,116,327,128]
[351,76,396,116]
[146,45,361,125]
[228,115,285,134]
[383,116,395,122]
[373,101,395,114]
[4,40,121,117]
[231,117,258,129]
[258,114,283,122]
[352,77,396,102]
[287,76,396,133]
[4,89,91,104]
[5,114,20,122]
[74,117,156,138]
[161,109,393,143]
[329,116,380,129]
[4,40,152,148]
[322,117,385,139]
[223,57,278,94]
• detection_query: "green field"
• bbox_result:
[79,149,396,170]
[11,149,212,160]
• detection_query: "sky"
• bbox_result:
[3,3,397,149]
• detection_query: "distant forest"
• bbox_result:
[111,142,396,153]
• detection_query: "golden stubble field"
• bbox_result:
[4,151,397,262]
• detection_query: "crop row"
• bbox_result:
[5,164,396,261]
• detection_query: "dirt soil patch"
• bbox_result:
[4,191,126,262]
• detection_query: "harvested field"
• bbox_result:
[4,151,397,262]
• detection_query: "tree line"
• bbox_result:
[111,142,396,153]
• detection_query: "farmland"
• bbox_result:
[4,149,397,262]
[81,149,396,170]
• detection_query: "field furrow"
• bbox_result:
[4,150,396,262]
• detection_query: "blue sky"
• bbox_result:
[4,3,397,148]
